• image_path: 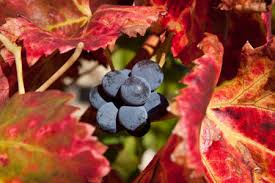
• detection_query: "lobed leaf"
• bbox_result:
[0,0,164,65]
[201,38,275,182]
[135,32,274,183]
[0,91,110,182]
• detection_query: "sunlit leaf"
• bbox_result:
[0,0,164,65]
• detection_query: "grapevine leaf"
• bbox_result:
[140,0,268,68]
[135,35,274,183]
[218,12,267,81]
[134,33,224,182]
[0,90,110,183]
[144,0,210,64]
[201,38,275,182]
[0,1,164,65]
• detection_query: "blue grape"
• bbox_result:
[121,69,131,76]
[120,76,151,105]
[96,102,118,133]
[118,106,148,132]
[89,86,108,109]
[144,92,168,120]
[102,70,129,97]
[131,60,164,90]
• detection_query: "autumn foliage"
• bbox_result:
[0,0,274,183]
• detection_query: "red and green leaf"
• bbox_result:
[0,91,110,183]
[0,0,164,65]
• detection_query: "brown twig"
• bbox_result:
[105,48,115,71]
[36,42,84,92]
[0,33,25,94]
[126,34,161,69]
[158,52,166,68]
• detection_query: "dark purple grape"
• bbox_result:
[96,102,118,133]
[89,86,108,109]
[128,122,150,137]
[144,92,168,121]
[131,60,164,90]
[102,70,129,97]
[120,76,151,105]
[118,106,148,132]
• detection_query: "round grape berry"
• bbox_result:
[121,69,131,76]
[120,76,151,105]
[118,106,148,132]
[131,60,164,90]
[89,86,108,109]
[96,102,118,133]
[144,92,168,120]
[102,70,129,97]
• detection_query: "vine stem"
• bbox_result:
[158,52,166,68]
[36,42,84,92]
[105,48,115,71]
[0,33,25,94]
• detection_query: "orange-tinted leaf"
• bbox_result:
[200,38,275,183]
[134,33,223,182]
[0,1,164,65]
[0,91,110,182]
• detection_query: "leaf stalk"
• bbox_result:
[36,42,84,92]
[0,34,25,94]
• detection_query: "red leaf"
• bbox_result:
[0,90,110,182]
[0,1,164,65]
[142,0,211,64]
[136,36,274,183]
[0,51,17,106]
[201,39,274,182]
[142,0,268,69]
[174,33,224,175]
[134,33,224,182]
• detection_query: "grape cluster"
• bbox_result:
[89,60,168,136]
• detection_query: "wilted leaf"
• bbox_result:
[0,91,110,182]
[201,38,275,182]
[134,33,223,182]
[0,0,164,65]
